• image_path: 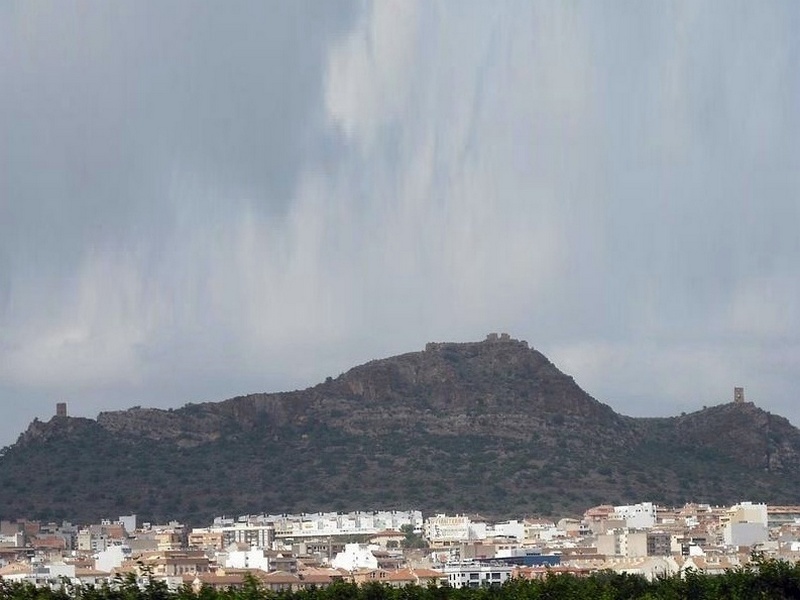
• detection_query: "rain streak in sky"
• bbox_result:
[1,1,799,445]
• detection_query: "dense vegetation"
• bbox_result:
[2,337,800,523]
[4,558,800,600]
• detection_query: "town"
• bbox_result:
[1,501,799,591]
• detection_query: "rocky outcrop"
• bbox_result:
[1,334,799,523]
[17,416,98,446]
[96,406,229,447]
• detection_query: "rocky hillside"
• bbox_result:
[1,334,799,523]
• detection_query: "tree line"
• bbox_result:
[3,556,800,600]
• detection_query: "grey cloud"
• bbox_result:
[1,1,355,273]
[1,1,799,446]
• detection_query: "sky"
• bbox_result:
[1,1,799,447]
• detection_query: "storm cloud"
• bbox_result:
[1,1,799,445]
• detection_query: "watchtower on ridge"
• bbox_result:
[734,387,745,404]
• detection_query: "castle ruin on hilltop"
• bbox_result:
[425,333,529,353]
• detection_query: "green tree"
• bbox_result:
[400,524,428,549]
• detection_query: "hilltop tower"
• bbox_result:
[734,387,745,404]
[56,402,67,417]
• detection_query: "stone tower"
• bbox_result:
[734,387,745,404]
[56,402,67,417]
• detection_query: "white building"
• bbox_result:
[330,543,379,571]
[197,521,274,548]
[597,531,639,557]
[612,503,657,529]
[118,515,137,535]
[723,502,768,548]
[724,522,768,548]
[47,562,76,580]
[523,520,559,543]
[442,562,512,588]
[224,548,271,571]
[218,510,423,540]
[95,544,131,573]
[489,520,525,540]
[726,502,768,526]
[425,515,486,546]
[0,532,24,547]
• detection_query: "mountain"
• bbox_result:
[1,334,799,524]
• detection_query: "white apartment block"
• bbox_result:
[488,520,525,540]
[442,562,513,588]
[612,502,657,529]
[723,502,768,548]
[193,521,274,549]
[725,502,768,526]
[425,515,487,546]
[211,510,422,540]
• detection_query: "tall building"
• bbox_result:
[734,387,745,404]
[56,403,67,417]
